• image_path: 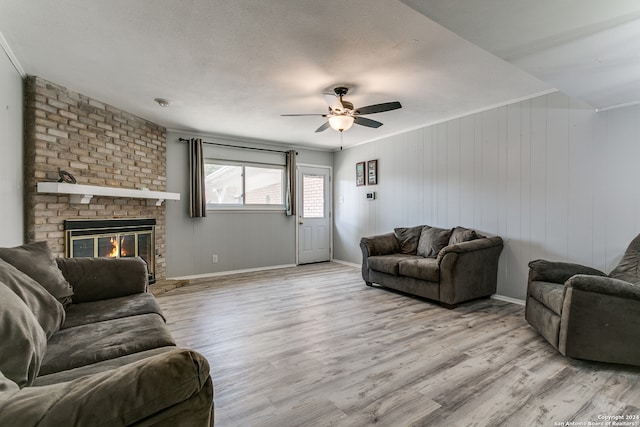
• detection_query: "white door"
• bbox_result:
[297,165,331,264]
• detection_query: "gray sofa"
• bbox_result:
[526,234,640,366]
[0,241,214,426]
[360,225,504,308]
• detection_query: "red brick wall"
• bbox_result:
[23,76,168,278]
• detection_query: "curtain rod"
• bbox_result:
[178,137,296,155]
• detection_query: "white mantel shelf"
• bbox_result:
[37,182,181,206]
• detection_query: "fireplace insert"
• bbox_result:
[64,219,156,283]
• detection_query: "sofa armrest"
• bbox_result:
[437,236,503,263]
[360,233,400,284]
[0,349,213,426]
[558,275,640,365]
[360,233,400,257]
[528,259,606,285]
[56,257,149,303]
[437,236,504,305]
[565,274,640,301]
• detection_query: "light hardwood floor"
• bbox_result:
[156,262,640,427]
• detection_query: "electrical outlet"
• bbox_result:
[212,254,218,263]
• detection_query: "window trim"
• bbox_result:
[204,158,286,212]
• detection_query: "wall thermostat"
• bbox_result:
[366,192,376,200]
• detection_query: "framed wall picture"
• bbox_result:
[367,160,378,185]
[356,162,366,186]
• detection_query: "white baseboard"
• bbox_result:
[491,294,525,306]
[167,264,297,281]
[169,262,526,307]
[332,259,360,268]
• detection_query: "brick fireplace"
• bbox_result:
[23,76,168,279]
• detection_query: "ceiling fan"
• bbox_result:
[282,87,402,133]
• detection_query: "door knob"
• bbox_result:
[299,221,304,225]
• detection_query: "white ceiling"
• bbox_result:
[1,1,638,150]
[401,0,640,111]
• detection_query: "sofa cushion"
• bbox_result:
[528,280,565,315]
[62,293,166,329]
[0,259,65,338]
[0,242,74,306]
[417,226,452,258]
[368,254,422,275]
[398,258,440,282]
[40,313,176,376]
[0,370,19,393]
[33,347,174,386]
[449,226,481,245]
[394,226,424,254]
[0,282,47,388]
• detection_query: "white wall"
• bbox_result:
[333,91,640,300]
[165,130,333,278]
[0,47,23,246]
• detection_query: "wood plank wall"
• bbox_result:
[333,92,640,300]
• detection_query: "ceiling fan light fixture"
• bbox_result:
[328,115,354,132]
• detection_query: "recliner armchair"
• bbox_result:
[526,234,640,366]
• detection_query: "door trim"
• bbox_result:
[295,163,333,265]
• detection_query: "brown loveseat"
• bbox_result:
[0,241,213,426]
[526,234,640,366]
[360,225,504,308]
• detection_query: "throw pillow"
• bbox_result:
[449,226,480,245]
[609,234,640,286]
[394,226,425,254]
[0,281,47,388]
[0,241,74,306]
[417,226,453,258]
[0,259,65,339]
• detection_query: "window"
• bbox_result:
[205,160,284,209]
[302,174,324,218]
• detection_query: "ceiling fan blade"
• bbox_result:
[323,93,344,113]
[281,113,326,116]
[355,101,402,115]
[315,121,331,133]
[354,116,383,128]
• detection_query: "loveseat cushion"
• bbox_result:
[40,313,175,376]
[394,226,424,254]
[0,282,47,388]
[417,226,452,258]
[398,258,440,282]
[0,259,65,339]
[0,242,74,306]
[62,293,166,329]
[528,280,565,315]
[368,254,422,275]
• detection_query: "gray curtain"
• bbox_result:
[188,138,207,218]
[285,150,297,216]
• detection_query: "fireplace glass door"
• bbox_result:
[71,232,153,261]
[65,219,156,283]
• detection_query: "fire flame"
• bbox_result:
[107,236,118,258]
[120,236,127,257]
